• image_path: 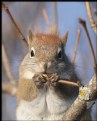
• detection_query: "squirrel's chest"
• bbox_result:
[16,90,46,120]
[16,88,69,120]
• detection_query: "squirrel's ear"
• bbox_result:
[27,29,33,45]
[61,31,68,45]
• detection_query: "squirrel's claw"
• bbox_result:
[50,73,59,82]
[33,73,59,88]
[33,74,47,88]
[49,73,59,87]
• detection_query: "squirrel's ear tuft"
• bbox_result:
[27,29,33,44]
[61,31,68,45]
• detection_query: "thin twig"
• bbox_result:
[72,29,81,64]
[42,8,51,26]
[2,44,16,85]
[85,2,97,34]
[58,80,80,87]
[79,18,97,76]
[53,2,58,33]
[2,3,28,47]
[2,83,17,96]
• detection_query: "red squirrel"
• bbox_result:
[16,30,92,120]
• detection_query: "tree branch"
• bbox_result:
[2,44,16,85]
[72,29,81,64]
[85,2,97,34]
[58,80,80,87]
[79,18,97,75]
[2,3,28,47]
[2,83,17,96]
[2,43,17,96]
[62,75,97,120]
[42,8,51,27]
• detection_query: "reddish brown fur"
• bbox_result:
[35,33,59,40]
[34,33,60,44]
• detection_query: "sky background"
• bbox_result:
[2,2,97,120]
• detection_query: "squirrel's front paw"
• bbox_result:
[49,73,59,87]
[33,74,46,88]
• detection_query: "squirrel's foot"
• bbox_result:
[49,73,59,87]
[33,74,46,88]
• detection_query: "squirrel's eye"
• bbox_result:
[30,47,35,58]
[31,50,34,57]
[57,48,62,59]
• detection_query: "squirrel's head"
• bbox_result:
[28,29,68,61]
[27,29,69,74]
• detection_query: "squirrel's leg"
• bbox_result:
[17,78,39,102]
[17,73,47,102]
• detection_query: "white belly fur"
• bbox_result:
[16,87,70,120]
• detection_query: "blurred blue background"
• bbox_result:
[2,2,97,120]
